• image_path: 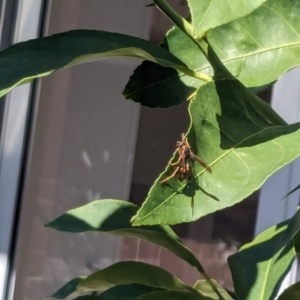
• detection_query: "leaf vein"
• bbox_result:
[136,125,284,223]
[262,4,300,39]
[194,0,215,35]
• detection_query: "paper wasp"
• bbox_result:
[161,133,212,183]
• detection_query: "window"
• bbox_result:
[0,1,299,299]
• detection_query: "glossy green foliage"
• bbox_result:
[52,281,161,300]
[123,28,201,108]
[77,261,196,294]
[189,0,266,37]
[2,0,298,299]
[71,291,211,300]
[100,284,162,299]
[46,200,205,274]
[0,30,197,99]
[132,79,300,225]
[51,277,86,299]
[193,280,235,300]
[228,210,300,300]
[207,0,300,86]
[124,0,300,108]
[136,290,211,300]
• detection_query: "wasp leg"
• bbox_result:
[160,167,179,184]
[185,136,191,148]
[169,155,181,166]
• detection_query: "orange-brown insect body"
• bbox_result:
[161,133,212,184]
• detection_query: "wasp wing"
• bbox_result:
[190,151,212,173]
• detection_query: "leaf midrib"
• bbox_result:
[259,258,272,300]
[125,39,300,98]
[193,0,215,35]
[204,40,300,72]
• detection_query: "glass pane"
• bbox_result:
[10,1,150,299]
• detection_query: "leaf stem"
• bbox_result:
[177,66,212,82]
[153,0,214,67]
[153,0,212,82]
[153,0,194,39]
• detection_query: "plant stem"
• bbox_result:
[152,2,224,299]
[153,0,212,82]
[154,0,209,58]
[154,0,286,126]
[177,66,212,82]
[154,0,194,39]
[153,0,214,66]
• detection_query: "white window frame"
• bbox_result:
[255,67,300,294]
[0,1,44,299]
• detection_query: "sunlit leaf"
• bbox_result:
[46,200,206,275]
[123,27,204,108]
[193,280,234,300]
[77,261,196,294]
[52,280,161,300]
[228,210,300,300]
[101,284,162,299]
[207,0,300,87]
[189,0,266,37]
[0,29,197,99]
[132,78,300,225]
[124,0,300,108]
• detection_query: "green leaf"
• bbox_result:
[124,0,300,108]
[193,280,234,300]
[53,282,160,300]
[293,229,300,253]
[71,285,161,300]
[207,0,300,87]
[100,284,162,299]
[189,0,266,37]
[228,209,300,300]
[132,78,300,225]
[0,29,199,99]
[72,296,106,300]
[123,27,204,108]
[72,290,211,300]
[77,261,196,294]
[281,183,300,200]
[278,282,300,300]
[51,277,86,299]
[136,290,211,300]
[46,199,206,275]
[72,296,122,300]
